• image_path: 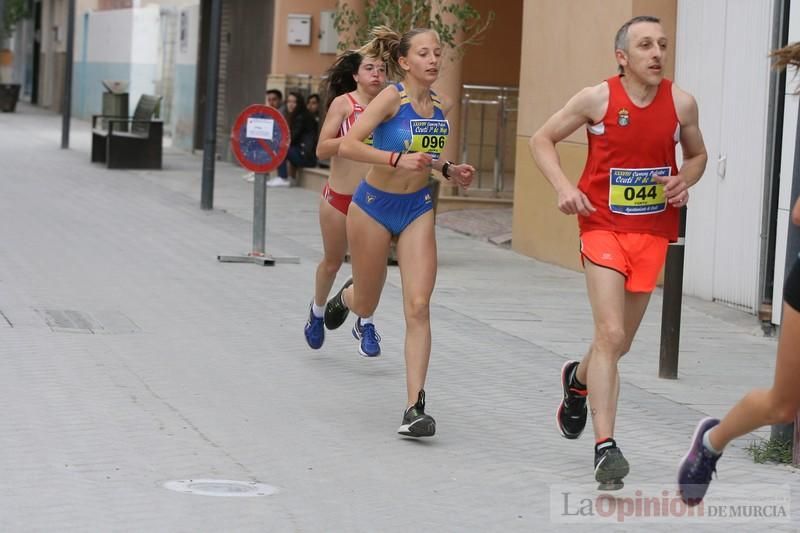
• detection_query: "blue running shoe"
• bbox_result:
[678,417,722,506]
[352,317,381,357]
[304,301,325,349]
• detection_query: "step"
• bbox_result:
[436,194,513,213]
[296,166,330,193]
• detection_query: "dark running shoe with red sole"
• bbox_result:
[556,360,588,439]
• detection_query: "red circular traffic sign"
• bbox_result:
[230,105,290,173]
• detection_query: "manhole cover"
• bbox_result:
[163,479,278,497]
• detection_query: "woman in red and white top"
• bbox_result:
[304,51,387,355]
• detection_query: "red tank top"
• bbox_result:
[577,76,680,240]
[337,93,364,138]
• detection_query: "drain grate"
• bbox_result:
[39,309,140,334]
[42,309,99,332]
[163,479,278,497]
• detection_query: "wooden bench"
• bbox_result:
[91,94,163,169]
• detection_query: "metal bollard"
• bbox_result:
[659,206,687,379]
[61,0,76,149]
[200,0,222,210]
[251,172,268,257]
[794,414,800,467]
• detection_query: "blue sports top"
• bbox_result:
[372,83,450,160]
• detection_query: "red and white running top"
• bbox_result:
[338,92,372,145]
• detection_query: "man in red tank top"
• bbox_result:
[530,16,708,490]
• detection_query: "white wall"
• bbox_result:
[175,3,198,67]
[85,9,133,63]
[75,5,160,118]
[676,0,775,314]
[73,1,199,147]
[170,2,199,149]
[129,5,160,100]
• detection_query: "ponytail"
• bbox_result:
[772,42,800,72]
[359,25,404,80]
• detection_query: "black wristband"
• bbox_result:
[393,152,403,167]
[442,160,453,180]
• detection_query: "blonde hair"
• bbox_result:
[772,42,800,71]
[772,42,800,94]
[359,25,440,80]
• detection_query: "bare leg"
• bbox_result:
[575,290,650,386]
[709,303,800,450]
[580,261,651,441]
[395,211,436,407]
[341,203,391,317]
[314,199,348,307]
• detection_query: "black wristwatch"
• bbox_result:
[442,160,454,180]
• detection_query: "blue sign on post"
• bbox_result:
[218,104,296,266]
[230,104,290,173]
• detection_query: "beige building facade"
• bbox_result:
[265,0,521,169]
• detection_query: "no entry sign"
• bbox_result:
[230,105,290,173]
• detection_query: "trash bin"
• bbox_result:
[101,80,129,130]
[0,84,21,112]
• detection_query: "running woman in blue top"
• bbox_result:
[324,26,475,437]
[677,41,800,506]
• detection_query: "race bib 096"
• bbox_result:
[408,119,449,159]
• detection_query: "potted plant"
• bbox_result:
[0,0,27,112]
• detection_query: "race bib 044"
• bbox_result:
[408,119,449,159]
[608,167,669,215]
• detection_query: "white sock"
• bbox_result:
[360,316,374,325]
[312,302,325,318]
[702,429,722,455]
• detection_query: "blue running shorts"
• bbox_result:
[352,180,434,236]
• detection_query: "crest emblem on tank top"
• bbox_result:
[617,108,630,126]
[617,107,631,127]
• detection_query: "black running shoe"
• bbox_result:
[398,390,436,437]
[594,439,630,490]
[324,277,353,330]
[556,360,588,439]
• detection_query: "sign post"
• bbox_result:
[218,105,298,266]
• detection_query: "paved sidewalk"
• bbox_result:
[0,105,797,531]
[436,207,513,245]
